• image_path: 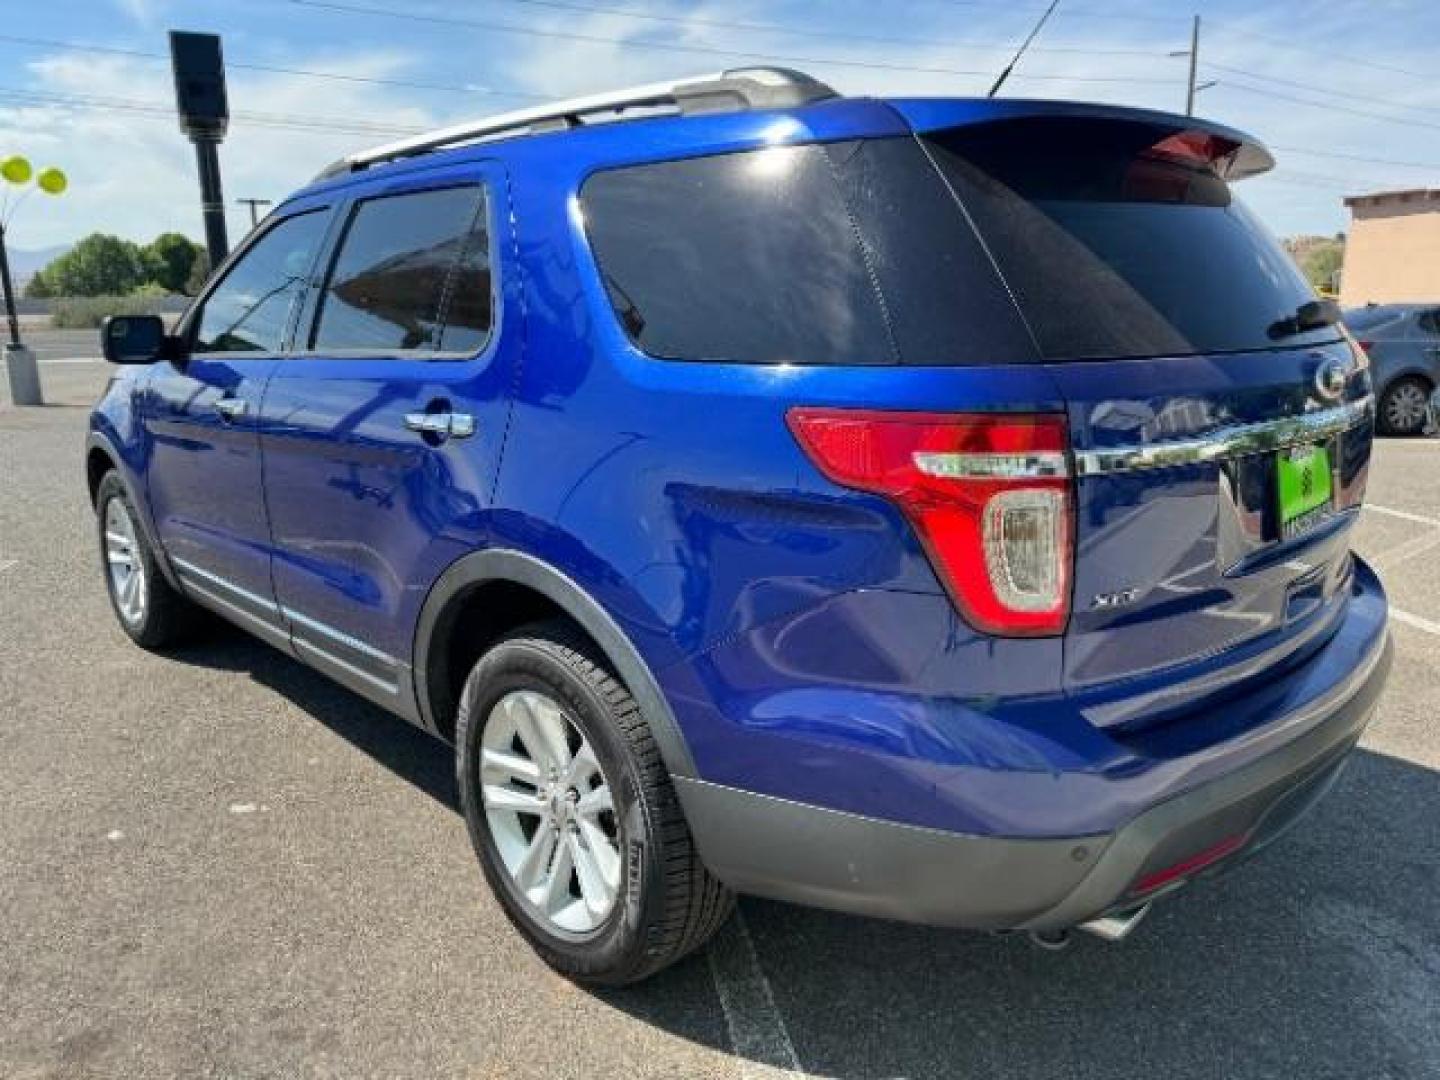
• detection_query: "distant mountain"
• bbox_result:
[7,244,72,285]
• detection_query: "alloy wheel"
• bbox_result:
[480,689,622,935]
[1386,382,1429,433]
[104,497,147,625]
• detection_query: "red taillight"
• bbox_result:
[786,408,1073,637]
[1146,130,1240,169]
[1356,340,1373,354]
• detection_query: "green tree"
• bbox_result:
[184,250,212,296]
[25,233,145,297]
[22,271,55,299]
[1301,242,1345,293]
[142,232,205,294]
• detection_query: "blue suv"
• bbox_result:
[88,68,1392,984]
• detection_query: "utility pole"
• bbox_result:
[1185,15,1201,116]
[237,198,272,229]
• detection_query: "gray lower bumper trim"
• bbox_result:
[675,778,1106,930]
[677,629,1392,932]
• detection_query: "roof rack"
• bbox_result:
[315,67,836,181]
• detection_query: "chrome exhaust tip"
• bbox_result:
[1077,903,1151,943]
[1026,928,1072,951]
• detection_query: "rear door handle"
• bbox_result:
[403,411,476,439]
[213,397,248,421]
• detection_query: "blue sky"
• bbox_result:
[2,0,1438,249]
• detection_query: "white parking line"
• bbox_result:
[1391,607,1440,637]
[1371,530,1440,570]
[708,910,805,1078]
[38,356,104,365]
[1365,503,1440,529]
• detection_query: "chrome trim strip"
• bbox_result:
[172,557,282,616]
[1073,397,1373,478]
[913,451,1069,480]
[180,579,289,643]
[292,637,400,696]
[279,605,401,667]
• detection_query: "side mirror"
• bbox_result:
[101,315,182,365]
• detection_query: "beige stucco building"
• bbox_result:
[1339,188,1440,306]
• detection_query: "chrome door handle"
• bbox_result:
[403,411,476,439]
[213,397,248,421]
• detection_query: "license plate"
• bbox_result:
[1277,442,1334,539]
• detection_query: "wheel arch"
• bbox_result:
[1380,368,1435,393]
[412,548,697,779]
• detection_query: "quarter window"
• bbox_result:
[311,185,492,355]
[192,211,327,354]
[580,140,1035,366]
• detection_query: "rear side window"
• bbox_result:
[580,140,1035,366]
[311,185,492,355]
[924,118,1339,360]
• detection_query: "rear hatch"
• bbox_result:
[907,106,1373,721]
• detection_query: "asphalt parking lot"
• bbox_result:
[3,336,1438,1079]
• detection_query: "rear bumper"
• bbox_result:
[677,593,1392,931]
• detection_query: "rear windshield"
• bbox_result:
[579,139,1035,366]
[924,117,1341,360]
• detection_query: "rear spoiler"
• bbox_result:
[885,98,1275,181]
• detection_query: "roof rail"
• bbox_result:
[314,67,837,181]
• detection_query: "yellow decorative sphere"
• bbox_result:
[1,155,33,185]
[36,167,67,195]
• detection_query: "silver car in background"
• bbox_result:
[1345,303,1440,435]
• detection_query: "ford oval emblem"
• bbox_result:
[1315,356,1349,402]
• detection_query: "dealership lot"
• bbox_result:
[3,352,1438,1079]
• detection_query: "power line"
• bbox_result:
[285,0,1181,86]
[1203,60,1440,117]
[1212,79,1440,136]
[1207,20,1430,83]
[1270,146,1440,173]
[934,0,1187,23]
[0,86,425,138]
[463,0,1177,58]
[0,33,545,100]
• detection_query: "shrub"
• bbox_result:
[49,294,171,329]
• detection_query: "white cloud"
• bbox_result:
[5,1,1440,245]
[0,49,446,248]
[483,0,1440,236]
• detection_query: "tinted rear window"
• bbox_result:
[925,118,1340,360]
[580,139,1035,366]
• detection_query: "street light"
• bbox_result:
[1,154,67,406]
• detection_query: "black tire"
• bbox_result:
[1378,376,1432,436]
[455,620,734,985]
[95,471,201,650]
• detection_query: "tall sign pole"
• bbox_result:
[169,31,230,270]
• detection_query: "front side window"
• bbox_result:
[192,211,328,354]
[311,185,491,355]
